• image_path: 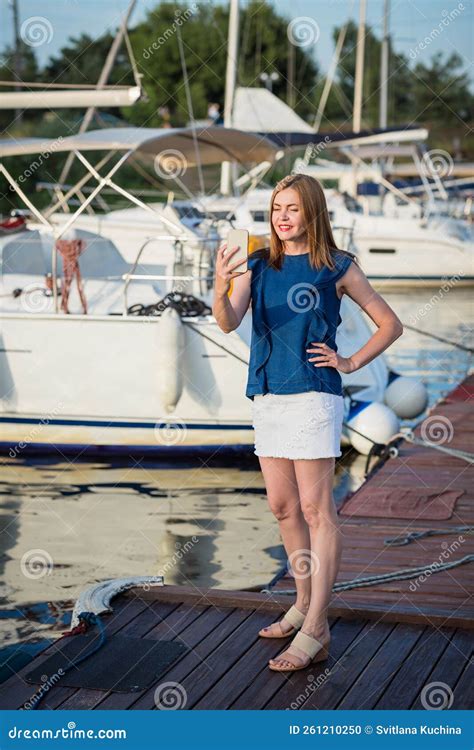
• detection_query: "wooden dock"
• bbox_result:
[0,375,472,710]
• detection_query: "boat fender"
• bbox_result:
[346,400,400,455]
[159,307,185,412]
[384,371,428,419]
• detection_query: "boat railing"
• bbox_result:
[123,234,217,313]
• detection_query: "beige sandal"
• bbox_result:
[258,605,306,639]
[268,630,330,671]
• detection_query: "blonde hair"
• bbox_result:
[268,173,352,271]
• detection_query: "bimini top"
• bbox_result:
[0,125,279,166]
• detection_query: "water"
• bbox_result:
[0,287,472,680]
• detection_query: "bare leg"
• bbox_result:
[269,457,341,667]
[258,456,312,636]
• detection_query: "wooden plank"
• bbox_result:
[374,626,455,709]
[337,623,424,709]
[125,586,290,612]
[409,629,472,710]
[451,659,474,709]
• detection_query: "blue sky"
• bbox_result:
[1,0,472,80]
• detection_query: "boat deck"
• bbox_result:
[0,375,472,710]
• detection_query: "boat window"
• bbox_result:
[173,205,205,221]
[2,234,48,275]
[250,211,268,222]
[210,211,236,221]
[1,229,130,278]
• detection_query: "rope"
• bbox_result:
[23,612,106,711]
[127,292,250,365]
[384,525,474,547]
[127,291,212,318]
[402,323,474,353]
[175,24,205,197]
[263,555,474,595]
[394,429,474,464]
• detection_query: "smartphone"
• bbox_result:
[224,228,249,274]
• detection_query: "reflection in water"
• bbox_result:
[0,287,471,676]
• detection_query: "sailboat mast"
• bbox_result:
[220,0,240,196]
[379,0,390,129]
[353,0,367,133]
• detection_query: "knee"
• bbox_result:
[267,495,300,521]
[300,499,337,529]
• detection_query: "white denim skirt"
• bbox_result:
[251,390,344,460]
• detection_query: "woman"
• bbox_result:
[212,174,403,672]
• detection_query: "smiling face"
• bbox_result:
[271,187,307,242]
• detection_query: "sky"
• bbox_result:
[0,0,472,82]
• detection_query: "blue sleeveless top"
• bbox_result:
[245,247,353,400]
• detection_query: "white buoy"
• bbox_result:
[159,307,185,413]
[384,374,428,419]
[346,401,400,455]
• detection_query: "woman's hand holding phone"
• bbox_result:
[215,243,248,296]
